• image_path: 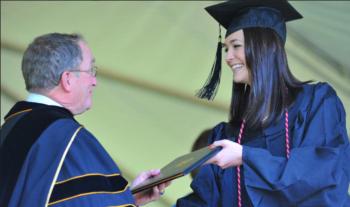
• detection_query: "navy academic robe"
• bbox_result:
[177,82,350,206]
[0,102,135,207]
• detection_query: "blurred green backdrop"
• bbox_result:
[1,1,349,206]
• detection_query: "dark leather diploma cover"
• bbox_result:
[131,146,222,194]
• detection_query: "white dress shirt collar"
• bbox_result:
[26,93,63,107]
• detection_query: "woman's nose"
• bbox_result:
[92,76,97,86]
[225,49,234,63]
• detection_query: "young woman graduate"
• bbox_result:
[177,0,350,206]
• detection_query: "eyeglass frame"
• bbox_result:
[54,65,98,86]
[69,65,98,77]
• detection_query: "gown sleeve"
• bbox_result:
[242,83,350,206]
[176,124,225,207]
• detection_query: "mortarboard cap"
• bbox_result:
[196,0,302,100]
[206,0,303,42]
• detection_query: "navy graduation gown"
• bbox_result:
[177,83,350,206]
[0,102,135,207]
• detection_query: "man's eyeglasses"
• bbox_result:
[70,66,98,77]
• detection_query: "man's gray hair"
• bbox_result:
[21,33,84,92]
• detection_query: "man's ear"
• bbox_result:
[59,71,72,92]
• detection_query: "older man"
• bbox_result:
[0,33,167,207]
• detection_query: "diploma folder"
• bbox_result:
[131,146,222,194]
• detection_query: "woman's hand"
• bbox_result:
[131,169,171,206]
[206,139,243,169]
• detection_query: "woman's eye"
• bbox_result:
[234,45,242,48]
[224,48,228,53]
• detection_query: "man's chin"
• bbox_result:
[74,106,91,115]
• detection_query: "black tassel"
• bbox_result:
[196,26,222,100]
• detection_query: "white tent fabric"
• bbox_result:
[1,1,349,206]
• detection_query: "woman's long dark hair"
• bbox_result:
[229,28,309,129]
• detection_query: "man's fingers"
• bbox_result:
[163,181,171,188]
[147,169,160,177]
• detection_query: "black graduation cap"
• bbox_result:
[196,0,302,100]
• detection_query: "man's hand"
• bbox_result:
[131,169,171,206]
